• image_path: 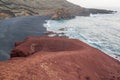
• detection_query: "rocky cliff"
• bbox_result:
[0,0,114,19]
[0,37,120,80]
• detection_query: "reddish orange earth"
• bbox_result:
[0,36,120,80]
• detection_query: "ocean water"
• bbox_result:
[0,16,49,61]
[44,10,120,61]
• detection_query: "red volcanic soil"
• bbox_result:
[0,36,120,80]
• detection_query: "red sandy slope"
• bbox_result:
[0,36,120,80]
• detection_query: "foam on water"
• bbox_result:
[44,11,120,61]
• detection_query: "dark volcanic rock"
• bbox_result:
[88,8,115,14]
[0,37,119,80]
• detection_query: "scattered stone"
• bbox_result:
[45,31,56,35]
[59,28,65,31]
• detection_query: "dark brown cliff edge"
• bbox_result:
[0,10,15,19]
[0,0,114,19]
[0,37,120,80]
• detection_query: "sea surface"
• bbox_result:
[0,16,49,61]
[44,10,120,61]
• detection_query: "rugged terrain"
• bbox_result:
[0,0,119,79]
[0,37,120,80]
[0,0,114,19]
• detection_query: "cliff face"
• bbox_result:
[0,37,120,80]
[0,0,114,19]
[0,0,82,17]
[0,10,15,19]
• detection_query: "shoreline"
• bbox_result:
[0,36,120,80]
[0,15,120,79]
[44,13,120,61]
[0,0,119,79]
[0,0,115,20]
[0,15,51,61]
[0,14,120,62]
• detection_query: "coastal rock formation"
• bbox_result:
[0,0,114,19]
[88,8,115,14]
[51,8,75,20]
[0,37,120,80]
[0,10,15,19]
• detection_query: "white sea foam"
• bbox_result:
[44,10,120,61]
